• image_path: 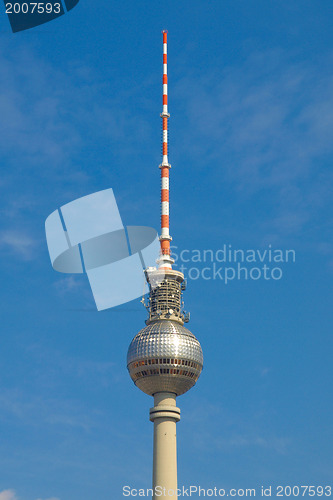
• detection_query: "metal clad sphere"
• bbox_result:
[127,320,203,396]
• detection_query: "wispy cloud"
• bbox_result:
[0,491,60,500]
[0,229,37,260]
[0,344,119,430]
[53,275,84,294]
[183,398,290,455]
[36,498,60,500]
[0,44,80,170]
[175,49,333,242]
[26,343,118,388]
[0,196,37,219]
[215,434,290,455]
[0,42,154,178]
[192,424,291,456]
[0,41,157,266]
[27,343,117,383]
[0,388,96,431]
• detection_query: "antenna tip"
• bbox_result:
[162,29,168,33]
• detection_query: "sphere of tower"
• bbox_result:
[127,320,203,396]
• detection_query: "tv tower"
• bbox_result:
[127,31,203,499]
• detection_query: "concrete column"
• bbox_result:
[149,392,181,499]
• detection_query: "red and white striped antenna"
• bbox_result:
[158,30,174,270]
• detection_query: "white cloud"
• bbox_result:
[0,490,17,500]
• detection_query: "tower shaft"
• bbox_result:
[150,393,180,499]
[127,31,203,500]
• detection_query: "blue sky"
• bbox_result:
[0,1,333,499]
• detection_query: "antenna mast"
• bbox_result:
[159,30,173,270]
